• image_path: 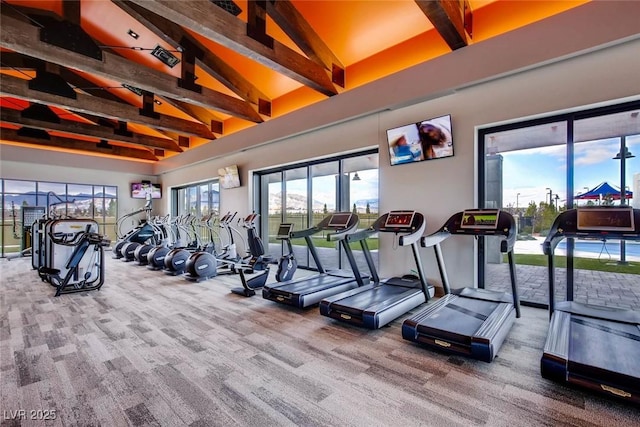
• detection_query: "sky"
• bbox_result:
[279,169,379,211]
[501,135,640,209]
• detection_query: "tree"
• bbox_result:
[366,202,371,214]
[323,203,328,214]
[352,203,357,214]
[108,199,117,217]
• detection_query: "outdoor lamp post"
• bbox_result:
[613,140,633,265]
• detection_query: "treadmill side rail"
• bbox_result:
[541,311,572,382]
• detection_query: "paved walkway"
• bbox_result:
[486,263,640,310]
[496,237,640,310]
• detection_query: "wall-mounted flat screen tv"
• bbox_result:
[131,182,162,199]
[219,165,241,189]
[386,114,454,166]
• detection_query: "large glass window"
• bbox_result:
[256,150,379,273]
[172,180,220,218]
[479,101,640,308]
[0,179,117,257]
[171,179,220,249]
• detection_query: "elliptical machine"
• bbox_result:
[113,194,159,259]
[133,214,171,266]
[147,215,181,271]
[163,214,199,275]
[183,214,219,282]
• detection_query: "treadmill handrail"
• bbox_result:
[420,230,450,249]
[441,210,517,252]
[345,227,377,243]
[398,213,426,246]
[543,207,640,255]
[290,211,359,240]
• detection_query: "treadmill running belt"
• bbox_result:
[418,298,499,338]
[332,285,418,312]
[448,303,489,321]
[569,315,640,379]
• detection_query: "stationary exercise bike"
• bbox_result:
[37,224,107,297]
[230,222,295,297]
[275,223,297,282]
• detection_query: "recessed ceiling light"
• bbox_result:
[127,29,139,40]
[154,99,162,106]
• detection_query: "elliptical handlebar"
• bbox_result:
[114,199,155,239]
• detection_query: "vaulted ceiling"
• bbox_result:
[0,0,586,163]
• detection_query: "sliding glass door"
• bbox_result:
[479,101,640,307]
[256,150,379,273]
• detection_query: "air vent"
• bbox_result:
[211,1,242,16]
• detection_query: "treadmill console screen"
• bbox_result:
[384,211,415,229]
[328,213,353,228]
[577,207,635,232]
[460,209,500,230]
[276,223,293,239]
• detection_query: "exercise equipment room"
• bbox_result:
[1,1,639,426]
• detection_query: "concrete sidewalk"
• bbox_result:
[486,262,640,310]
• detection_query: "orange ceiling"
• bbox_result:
[0,0,589,162]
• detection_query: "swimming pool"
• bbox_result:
[556,240,640,258]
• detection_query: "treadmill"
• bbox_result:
[319,210,435,329]
[402,209,521,362]
[541,207,640,404]
[262,212,369,308]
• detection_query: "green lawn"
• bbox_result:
[271,236,379,251]
[506,253,640,274]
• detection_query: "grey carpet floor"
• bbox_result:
[1,255,639,426]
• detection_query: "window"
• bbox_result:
[172,180,220,218]
[0,179,117,257]
[171,179,220,249]
[254,150,379,272]
[479,100,640,307]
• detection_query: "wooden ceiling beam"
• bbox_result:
[414,0,469,50]
[57,68,129,104]
[265,0,345,87]
[1,107,183,152]
[0,12,264,123]
[1,74,216,139]
[0,127,159,161]
[160,98,225,135]
[113,0,272,112]
[127,0,338,97]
